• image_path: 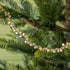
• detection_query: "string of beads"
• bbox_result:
[0,4,70,53]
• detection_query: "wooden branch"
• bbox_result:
[21,17,70,31]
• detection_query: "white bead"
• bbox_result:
[57,49,60,52]
[34,46,38,49]
[44,48,47,50]
[61,47,65,49]
[39,48,42,51]
[16,32,19,35]
[29,43,33,46]
[8,22,11,24]
[10,25,13,27]
[65,46,68,48]
[52,50,56,53]
[12,27,15,30]
[20,32,22,34]
[24,35,28,38]
[16,28,20,31]
[25,41,27,43]
[56,48,60,52]
[47,49,50,52]
[14,29,16,32]
[33,43,36,46]
[62,43,65,46]
[26,38,29,40]
[27,41,30,44]
[22,33,25,36]
[66,42,69,46]
[60,49,63,52]
[19,35,23,38]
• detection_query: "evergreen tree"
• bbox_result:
[0,0,70,70]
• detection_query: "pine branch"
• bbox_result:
[21,17,70,31]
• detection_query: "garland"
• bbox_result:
[0,4,70,53]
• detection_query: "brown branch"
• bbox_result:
[21,18,70,31]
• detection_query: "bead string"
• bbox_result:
[0,4,70,53]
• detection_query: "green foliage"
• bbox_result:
[0,0,70,70]
[34,0,65,28]
[0,61,23,70]
[26,27,66,48]
[0,38,34,54]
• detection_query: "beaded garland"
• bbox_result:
[0,4,70,53]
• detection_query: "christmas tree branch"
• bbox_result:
[21,17,70,31]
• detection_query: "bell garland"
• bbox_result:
[0,4,70,53]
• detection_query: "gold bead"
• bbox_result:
[8,12,10,15]
[7,18,10,21]
[2,9,5,11]
[9,15,11,18]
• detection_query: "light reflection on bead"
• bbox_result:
[20,32,22,34]
[34,46,38,49]
[33,43,36,46]
[13,29,16,32]
[26,38,29,40]
[22,33,25,36]
[62,43,65,46]
[19,35,23,38]
[39,48,42,51]
[60,49,63,52]
[8,22,11,24]
[25,40,27,43]
[66,42,69,46]
[65,46,68,48]
[53,50,56,53]
[57,49,60,53]
[10,25,13,27]
[16,32,19,35]
[29,43,33,46]
[16,28,20,31]
[47,49,50,52]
